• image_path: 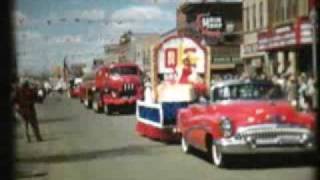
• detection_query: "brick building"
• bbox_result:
[177,0,243,77]
[242,0,319,77]
[117,32,160,71]
[104,44,121,63]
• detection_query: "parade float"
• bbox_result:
[136,35,211,141]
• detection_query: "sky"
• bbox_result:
[14,0,181,75]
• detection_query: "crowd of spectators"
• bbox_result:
[211,72,316,112]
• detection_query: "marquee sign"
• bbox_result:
[258,19,313,51]
[201,15,223,30]
[155,36,207,74]
[196,13,224,38]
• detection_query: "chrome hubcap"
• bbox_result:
[181,137,188,153]
[93,102,98,110]
[104,105,108,113]
[212,145,222,166]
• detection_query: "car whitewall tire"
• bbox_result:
[211,144,225,168]
[84,99,89,107]
[93,101,98,111]
[181,136,190,153]
[104,105,111,115]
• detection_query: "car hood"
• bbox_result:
[108,75,141,91]
[212,100,315,129]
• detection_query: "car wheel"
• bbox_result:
[104,104,113,115]
[181,135,190,153]
[84,99,92,109]
[211,143,227,168]
[93,101,98,112]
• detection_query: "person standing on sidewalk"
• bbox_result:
[15,81,43,142]
[285,75,298,108]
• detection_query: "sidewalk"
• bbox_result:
[14,112,50,180]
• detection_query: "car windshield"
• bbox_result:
[212,82,285,102]
[110,66,138,75]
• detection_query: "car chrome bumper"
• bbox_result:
[216,126,315,154]
[217,138,315,154]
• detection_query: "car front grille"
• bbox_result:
[236,124,312,142]
[121,83,136,97]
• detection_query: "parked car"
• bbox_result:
[68,77,83,98]
[36,86,46,103]
[79,80,95,108]
[177,79,315,167]
[78,72,95,107]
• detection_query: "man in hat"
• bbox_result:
[15,81,43,142]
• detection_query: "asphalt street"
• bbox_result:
[15,95,317,180]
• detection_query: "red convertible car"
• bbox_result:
[177,80,315,167]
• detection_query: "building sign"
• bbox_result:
[258,20,313,51]
[243,43,258,54]
[213,56,241,64]
[201,16,223,30]
[156,36,206,74]
[196,13,224,38]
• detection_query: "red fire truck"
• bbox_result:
[89,63,144,114]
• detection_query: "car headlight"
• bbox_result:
[111,91,118,98]
[290,100,297,108]
[219,116,233,138]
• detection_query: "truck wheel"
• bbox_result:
[93,101,100,113]
[93,93,102,113]
[181,135,190,153]
[104,105,113,115]
[210,143,228,168]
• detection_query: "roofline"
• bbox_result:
[179,0,242,13]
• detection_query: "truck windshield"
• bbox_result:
[212,83,285,102]
[110,66,138,75]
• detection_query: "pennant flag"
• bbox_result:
[63,56,70,82]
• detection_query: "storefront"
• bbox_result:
[241,32,269,78]
[257,17,314,77]
[177,1,243,80]
[211,46,242,78]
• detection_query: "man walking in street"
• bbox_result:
[15,81,43,142]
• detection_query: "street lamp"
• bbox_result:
[309,7,318,109]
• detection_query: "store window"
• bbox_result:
[243,7,248,32]
[252,4,256,30]
[274,0,281,24]
[291,0,298,19]
[280,0,287,22]
[247,7,250,31]
[298,0,309,17]
[259,2,264,29]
